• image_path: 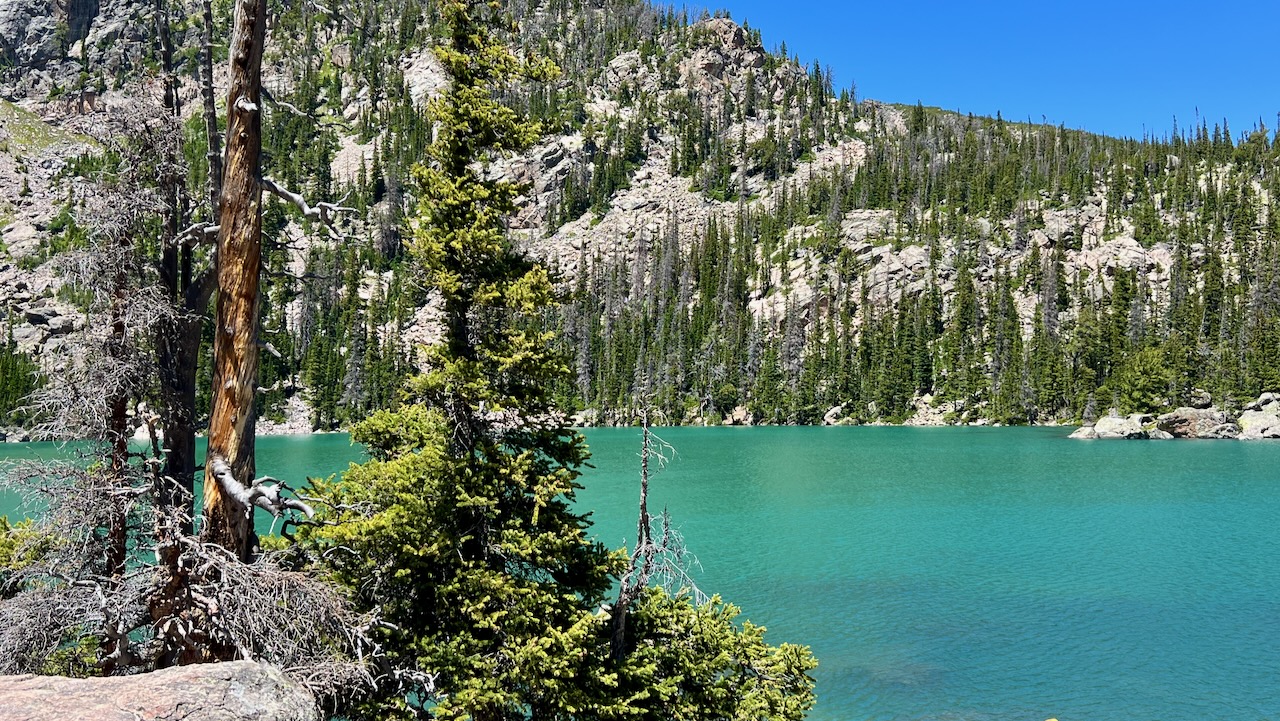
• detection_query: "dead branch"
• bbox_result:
[207,456,316,519]
[611,419,702,657]
[261,86,309,118]
[1,455,374,694]
[175,221,221,247]
[0,585,100,674]
[261,177,356,239]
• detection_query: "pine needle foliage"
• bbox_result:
[301,2,816,720]
[305,3,618,719]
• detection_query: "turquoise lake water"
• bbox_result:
[4,427,1280,721]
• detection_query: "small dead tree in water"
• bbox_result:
[611,412,705,659]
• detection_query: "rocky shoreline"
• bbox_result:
[8,392,1279,443]
[1,394,319,443]
[1069,392,1280,441]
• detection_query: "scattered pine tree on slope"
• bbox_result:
[0,330,41,425]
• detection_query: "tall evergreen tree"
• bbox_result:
[302,4,815,719]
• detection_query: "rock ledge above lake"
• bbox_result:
[0,660,318,721]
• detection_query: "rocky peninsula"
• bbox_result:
[1070,392,1280,440]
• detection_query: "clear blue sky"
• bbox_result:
[712,0,1279,140]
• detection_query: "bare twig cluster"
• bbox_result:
[611,418,705,657]
[0,455,376,701]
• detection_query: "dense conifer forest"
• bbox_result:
[3,0,1278,431]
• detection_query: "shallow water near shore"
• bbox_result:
[5,427,1280,721]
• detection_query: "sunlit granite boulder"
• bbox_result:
[0,661,317,721]
[1091,414,1149,439]
[1157,407,1232,438]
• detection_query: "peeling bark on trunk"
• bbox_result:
[202,0,266,563]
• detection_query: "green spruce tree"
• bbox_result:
[302,4,815,719]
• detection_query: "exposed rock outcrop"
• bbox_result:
[1238,407,1280,440]
[0,0,154,100]
[1091,414,1149,439]
[1156,407,1234,439]
[1074,393,1279,441]
[0,661,319,721]
[903,394,950,426]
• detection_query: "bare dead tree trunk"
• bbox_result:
[156,317,203,505]
[152,0,180,115]
[201,0,222,214]
[148,0,202,535]
[611,413,654,659]
[202,0,266,563]
[106,285,130,581]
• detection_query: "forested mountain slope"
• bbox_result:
[2,0,1277,433]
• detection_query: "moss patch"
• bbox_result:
[0,100,94,153]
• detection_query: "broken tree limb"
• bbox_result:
[175,221,220,247]
[260,177,356,238]
[261,86,309,118]
[207,456,315,519]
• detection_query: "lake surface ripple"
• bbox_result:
[577,427,1280,721]
[5,427,1280,720]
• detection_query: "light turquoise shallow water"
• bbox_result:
[4,427,1280,721]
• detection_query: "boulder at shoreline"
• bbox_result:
[1072,392,1279,441]
[1156,407,1238,439]
[1092,414,1149,439]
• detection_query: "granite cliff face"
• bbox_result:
[0,0,152,100]
[0,3,1275,430]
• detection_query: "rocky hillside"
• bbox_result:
[2,0,1278,433]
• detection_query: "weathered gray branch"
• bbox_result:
[207,456,316,519]
[175,221,221,247]
[261,177,356,238]
[261,86,309,118]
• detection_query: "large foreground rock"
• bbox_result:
[0,661,318,721]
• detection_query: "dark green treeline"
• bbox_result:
[553,106,1280,424]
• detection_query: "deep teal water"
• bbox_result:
[4,427,1280,721]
